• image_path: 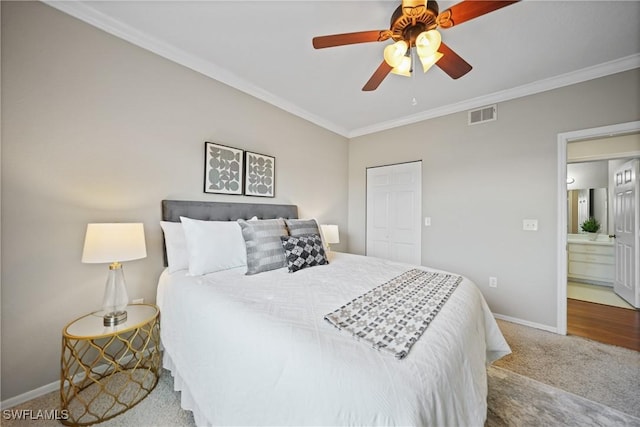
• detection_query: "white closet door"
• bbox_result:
[366,162,421,265]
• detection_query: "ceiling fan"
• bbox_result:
[312,0,519,91]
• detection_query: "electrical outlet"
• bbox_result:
[489,277,498,288]
[132,298,144,304]
[523,219,538,231]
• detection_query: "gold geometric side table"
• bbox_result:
[60,304,161,426]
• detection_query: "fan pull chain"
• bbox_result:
[411,45,418,106]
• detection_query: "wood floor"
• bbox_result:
[568,298,640,351]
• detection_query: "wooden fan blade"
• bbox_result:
[438,0,519,28]
[436,42,472,79]
[362,61,393,91]
[312,30,389,49]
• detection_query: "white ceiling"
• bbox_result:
[45,1,640,138]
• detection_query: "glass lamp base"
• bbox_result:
[103,310,127,327]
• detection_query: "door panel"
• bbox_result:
[371,174,389,186]
[366,162,422,265]
[372,192,389,229]
[613,159,639,308]
[395,191,415,230]
[394,171,414,185]
[368,191,390,259]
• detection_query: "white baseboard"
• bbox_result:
[494,313,561,335]
[1,345,161,410]
[1,380,59,410]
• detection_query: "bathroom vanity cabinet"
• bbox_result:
[567,238,614,285]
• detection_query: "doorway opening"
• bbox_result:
[566,158,636,309]
[565,155,640,351]
[556,121,640,338]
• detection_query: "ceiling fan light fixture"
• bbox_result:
[419,51,443,73]
[312,0,520,91]
[391,55,412,77]
[415,29,441,57]
[383,40,409,67]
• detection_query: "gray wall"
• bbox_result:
[1,2,348,401]
[348,68,640,327]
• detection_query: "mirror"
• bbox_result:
[567,188,608,235]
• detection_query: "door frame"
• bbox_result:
[556,120,640,335]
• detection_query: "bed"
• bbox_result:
[157,200,511,426]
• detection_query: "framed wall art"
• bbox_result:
[204,142,243,195]
[244,151,275,197]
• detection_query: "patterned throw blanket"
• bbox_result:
[324,269,462,359]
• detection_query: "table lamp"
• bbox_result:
[320,224,340,252]
[82,223,147,326]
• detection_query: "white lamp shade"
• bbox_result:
[321,224,340,245]
[82,223,147,263]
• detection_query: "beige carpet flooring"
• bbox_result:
[494,319,640,418]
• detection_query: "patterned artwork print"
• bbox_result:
[205,143,243,195]
[245,152,275,197]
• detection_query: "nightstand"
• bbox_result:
[60,304,161,426]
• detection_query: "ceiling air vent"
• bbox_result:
[468,104,497,125]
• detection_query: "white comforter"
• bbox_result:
[157,252,510,427]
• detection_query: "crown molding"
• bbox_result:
[348,54,640,138]
[42,1,639,140]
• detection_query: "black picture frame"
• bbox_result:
[204,142,244,195]
[244,151,275,197]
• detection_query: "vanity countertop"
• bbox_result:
[567,234,614,246]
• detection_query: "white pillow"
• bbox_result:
[180,216,247,276]
[160,221,189,273]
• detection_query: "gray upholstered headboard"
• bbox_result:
[161,200,298,265]
[162,200,298,222]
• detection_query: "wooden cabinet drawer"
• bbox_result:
[568,261,614,281]
[568,243,614,256]
[568,252,614,264]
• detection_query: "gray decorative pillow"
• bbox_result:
[285,219,320,236]
[280,234,329,273]
[238,218,288,275]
